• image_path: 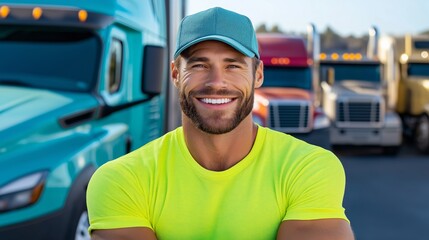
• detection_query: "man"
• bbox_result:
[87,7,354,240]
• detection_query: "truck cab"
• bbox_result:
[381,35,429,153]
[319,27,402,154]
[0,0,174,239]
[253,28,330,148]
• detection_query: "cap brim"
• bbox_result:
[174,35,256,59]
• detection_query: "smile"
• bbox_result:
[200,98,233,104]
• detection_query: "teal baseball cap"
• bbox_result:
[174,7,260,59]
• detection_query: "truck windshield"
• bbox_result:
[262,66,312,90]
[320,62,381,83]
[408,63,429,77]
[0,26,101,92]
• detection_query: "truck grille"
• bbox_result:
[336,100,383,127]
[267,100,312,133]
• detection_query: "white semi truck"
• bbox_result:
[320,27,402,154]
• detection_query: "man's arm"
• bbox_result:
[277,219,354,240]
[91,227,157,240]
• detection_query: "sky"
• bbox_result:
[186,0,429,37]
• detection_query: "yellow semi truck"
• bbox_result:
[379,35,429,153]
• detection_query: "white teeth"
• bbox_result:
[201,98,232,104]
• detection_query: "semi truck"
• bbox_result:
[252,25,330,148]
[319,27,402,154]
[0,0,184,239]
[379,34,429,153]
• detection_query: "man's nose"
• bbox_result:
[205,67,227,88]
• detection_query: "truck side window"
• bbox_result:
[107,39,123,94]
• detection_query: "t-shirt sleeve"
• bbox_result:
[86,158,152,233]
[283,148,349,222]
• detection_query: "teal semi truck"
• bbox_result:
[0,0,183,239]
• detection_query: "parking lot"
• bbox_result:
[335,142,429,240]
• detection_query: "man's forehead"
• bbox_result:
[187,41,245,56]
[184,41,248,62]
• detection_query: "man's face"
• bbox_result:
[172,41,263,134]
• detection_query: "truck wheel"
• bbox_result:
[65,193,90,240]
[74,210,90,240]
[65,166,95,240]
[415,114,429,154]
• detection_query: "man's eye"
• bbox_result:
[227,65,240,69]
[192,64,205,69]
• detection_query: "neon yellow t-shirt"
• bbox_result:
[87,126,349,239]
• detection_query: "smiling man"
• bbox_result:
[87,7,354,240]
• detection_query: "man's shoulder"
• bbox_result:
[134,127,182,155]
[261,127,314,148]
[260,126,334,159]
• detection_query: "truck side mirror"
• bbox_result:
[141,45,167,95]
[326,67,335,85]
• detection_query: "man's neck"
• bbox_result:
[182,116,258,171]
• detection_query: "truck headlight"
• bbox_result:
[0,171,47,212]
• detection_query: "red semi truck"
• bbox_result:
[253,26,330,148]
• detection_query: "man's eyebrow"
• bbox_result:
[186,57,209,64]
[224,57,247,65]
[186,56,248,65]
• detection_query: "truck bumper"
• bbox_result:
[330,111,403,147]
[0,207,73,240]
[290,126,331,150]
[0,203,82,240]
[329,126,402,146]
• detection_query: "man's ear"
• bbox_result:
[171,61,179,88]
[254,60,264,88]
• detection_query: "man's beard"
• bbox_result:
[180,86,254,135]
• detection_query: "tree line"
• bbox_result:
[256,23,429,54]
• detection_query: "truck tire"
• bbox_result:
[73,207,90,240]
[64,165,95,240]
[65,187,90,240]
[415,114,429,154]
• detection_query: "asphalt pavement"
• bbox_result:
[335,143,429,240]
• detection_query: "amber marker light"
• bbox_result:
[270,58,279,65]
[355,53,363,60]
[320,53,327,60]
[78,10,88,22]
[331,53,339,60]
[279,57,290,65]
[32,7,42,20]
[0,6,10,18]
[271,57,290,65]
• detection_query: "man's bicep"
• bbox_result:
[91,227,157,240]
[277,219,354,240]
[284,150,348,221]
[87,162,152,233]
